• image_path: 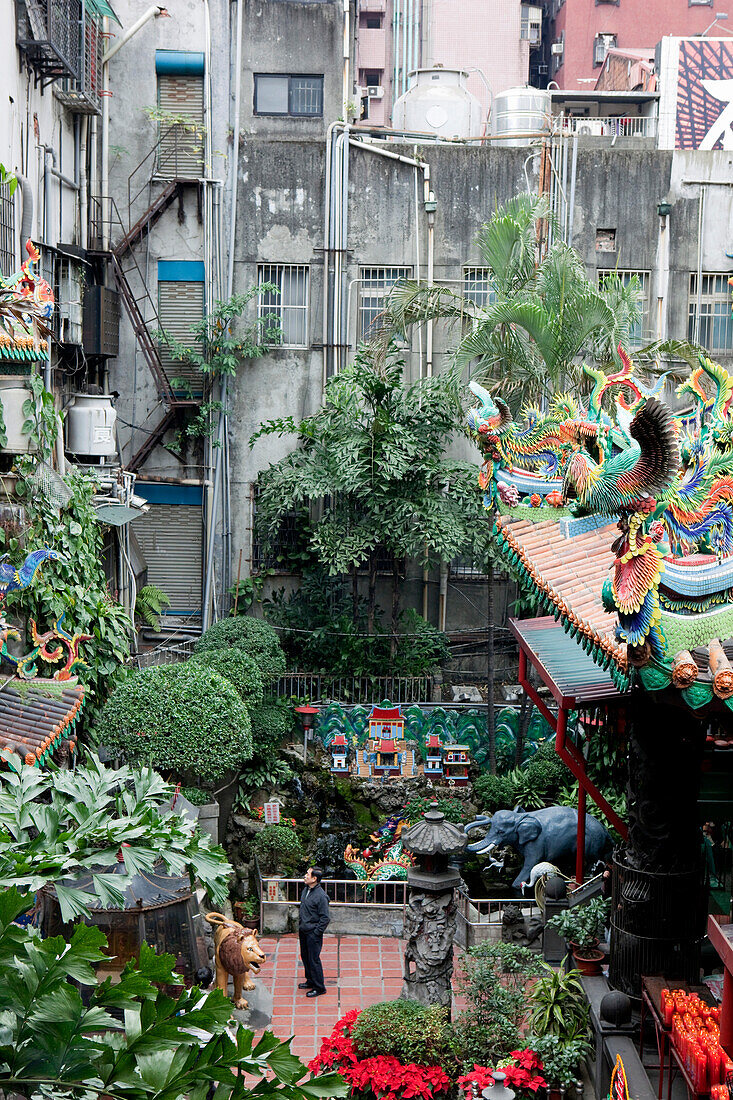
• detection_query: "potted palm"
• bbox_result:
[546,897,609,976]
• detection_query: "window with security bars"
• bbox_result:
[463,267,497,309]
[254,75,324,117]
[688,273,733,352]
[520,4,542,43]
[597,270,650,347]
[0,184,15,278]
[258,265,309,347]
[359,267,412,341]
[251,484,309,573]
[594,33,616,66]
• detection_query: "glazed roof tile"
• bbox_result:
[0,681,84,766]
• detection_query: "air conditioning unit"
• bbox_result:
[576,118,606,136]
[367,86,385,98]
[551,41,564,55]
[537,63,549,74]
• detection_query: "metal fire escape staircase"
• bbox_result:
[104,130,203,472]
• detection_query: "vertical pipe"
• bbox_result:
[79,116,88,250]
[694,188,705,345]
[342,0,350,121]
[401,0,407,94]
[413,0,419,73]
[576,782,586,885]
[101,15,110,248]
[567,134,577,246]
[392,0,399,106]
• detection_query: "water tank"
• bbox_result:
[0,381,35,455]
[491,86,551,147]
[66,394,117,457]
[392,68,484,139]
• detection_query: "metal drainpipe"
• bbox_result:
[694,187,706,345]
[342,0,350,122]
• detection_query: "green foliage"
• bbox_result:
[180,785,215,806]
[7,461,133,728]
[0,887,347,1099]
[0,755,231,916]
[253,344,493,616]
[234,758,294,812]
[265,570,449,676]
[95,662,253,785]
[250,701,294,755]
[556,780,627,839]
[525,741,571,798]
[191,648,265,706]
[0,163,17,194]
[527,963,591,1043]
[546,897,611,951]
[473,772,519,811]
[454,941,544,1068]
[134,583,171,631]
[524,1034,591,1087]
[351,1001,456,1068]
[382,194,697,411]
[194,615,286,683]
[402,795,472,825]
[253,825,303,875]
[21,372,59,461]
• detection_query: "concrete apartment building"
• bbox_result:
[6,0,733,647]
[548,0,723,89]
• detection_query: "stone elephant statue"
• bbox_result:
[464,806,612,890]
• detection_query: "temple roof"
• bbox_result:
[370,706,402,722]
[0,681,84,765]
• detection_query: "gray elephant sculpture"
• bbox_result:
[464,806,612,890]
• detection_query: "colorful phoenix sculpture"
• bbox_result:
[468,349,733,707]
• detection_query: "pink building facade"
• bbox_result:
[355,0,538,127]
[550,0,722,90]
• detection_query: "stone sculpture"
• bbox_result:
[205,912,266,1010]
[402,890,456,1007]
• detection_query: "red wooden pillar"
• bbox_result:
[707,916,733,1058]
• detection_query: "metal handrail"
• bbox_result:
[128,124,203,223]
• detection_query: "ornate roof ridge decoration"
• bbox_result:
[0,240,54,360]
[468,348,733,709]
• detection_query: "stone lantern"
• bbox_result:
[400,802,467,1008]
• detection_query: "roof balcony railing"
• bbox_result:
[555,113,657,139]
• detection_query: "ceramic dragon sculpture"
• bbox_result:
[0,240,54,347]
[343,813,414,887]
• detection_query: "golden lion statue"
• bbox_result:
[205,912,266,1010]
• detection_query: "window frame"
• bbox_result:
[597,269,651,349]
[254,74,324,117]
[594,32,617,66]
[0,182,16,279]
[688,272,733,353]
[257,263,310,349]
[358,265,413,342]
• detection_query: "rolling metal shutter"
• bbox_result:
[158,280,205,396]
[156,73,204,179]
[134,503,203,622]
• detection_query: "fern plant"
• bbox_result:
[135,584,171,631]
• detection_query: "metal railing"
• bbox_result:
[555,114,657,139]
[456,890,543,948]
[265,672,435,704]
[134,638,198,669]
[260,876,408,908]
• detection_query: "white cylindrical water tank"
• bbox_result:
[0,380,35,454]
[392,68,484,139]
[66,394,117,457]
[491,87,551,147]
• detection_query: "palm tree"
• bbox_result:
[380,192,698,408]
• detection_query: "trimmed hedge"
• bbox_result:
[190,648,265,706]
[95,662,252,784]
[193,616,286,683]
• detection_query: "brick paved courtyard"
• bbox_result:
[253,933,465,1064]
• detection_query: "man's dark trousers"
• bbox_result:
[299,929,325,992]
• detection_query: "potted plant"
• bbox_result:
[233,892,261,930]
[546,897,610,975]
[525,1035,591,1097]
[527,964,590,1044]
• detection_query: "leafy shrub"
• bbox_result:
[234,758,294,813]
[527,964,590,1042]
[264,570,449,677]
[403,795,472,825]
[525,742,570,799]
[95,663,252,785]
[454,942,544,1069]
[473,772,518,812]
[351,1001,456,1068]
[190,648,265,705]
[194,615,286,683]
[524,1034,591,1086]
[252,825,303,875]
[250,701,293,756]
[180,786,214,806]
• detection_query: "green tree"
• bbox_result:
[5,462,133,727]
[382,193,698,408]
[0,886,347,1100]
[252,344,491,638]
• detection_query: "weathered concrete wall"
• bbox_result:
[262,902,404,937]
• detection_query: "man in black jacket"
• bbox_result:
[298,866,330,997]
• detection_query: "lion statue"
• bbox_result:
[205,912,266,1010]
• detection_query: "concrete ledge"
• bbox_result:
[582,973,655,1100]
[262,903,404,937]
